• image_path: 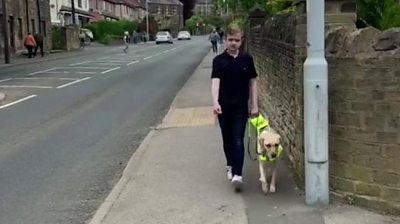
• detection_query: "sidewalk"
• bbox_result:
[88,51,400,224]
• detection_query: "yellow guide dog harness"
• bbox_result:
[249,114,284,162]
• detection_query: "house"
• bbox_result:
[89,0,146,22]
[0,0,52,56]
[147,0,183,29]
[193,0,213,16]
[50,0,93,26]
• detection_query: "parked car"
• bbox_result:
[155,31,173,44]
[177,31,191,40]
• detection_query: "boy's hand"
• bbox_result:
[249,106,259,118]
[213,103,222,115]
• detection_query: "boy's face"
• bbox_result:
[225,32,242,52]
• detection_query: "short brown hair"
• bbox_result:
[225,23,243,36]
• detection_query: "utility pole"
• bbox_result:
[304,0,329,207]
[25,0,30,32]
[36,0,42,33]
[1,0,10,63]
[146,0,149,40]
[71,0,76,25]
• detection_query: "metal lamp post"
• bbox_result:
[304,0,329,207]
[146,0,149,41]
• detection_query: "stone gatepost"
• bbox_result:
[245,5,266,52]
[325,0,357,29]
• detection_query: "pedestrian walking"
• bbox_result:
[211,23,258,192]
[123,31,129,53]
[33,33,44,57]
[24,33,37,58]
[209,29,219,53]
[218,28,224,44]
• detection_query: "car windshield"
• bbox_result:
[157,32,168,36]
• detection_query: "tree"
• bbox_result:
[357,0,400,30]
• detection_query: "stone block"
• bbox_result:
[380,187,400,202]
[372,171,399,188]
[355,182,381,196]
[373,28,400,51]
[330,176,355,192]
[345,165,372,182]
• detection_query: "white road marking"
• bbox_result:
[77,71,98,74]
[0,95,37,110]
[163,50,169,53]
[155,53,162,56]
[66,67,114,70]
[56,77,92,89]
[171,47,177,51]
[0,78,12,83]
[101,67,121,74]
[98,57,111,60]
[29,68,58,75]
[0,85,53,89]
[13,77,78,81]
[70,61,90,66]
[143,56,152,60]
[127,60,139,65]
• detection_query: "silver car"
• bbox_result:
[155,31,173,44]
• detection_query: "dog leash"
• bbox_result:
[247,115,262,161]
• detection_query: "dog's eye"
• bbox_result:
[266,144,272,148]
[275,144,279,148]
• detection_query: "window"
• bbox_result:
[173,7,177,14]
[78,0,82,8]
[18,18,23,40]
[9,16,15,47]
[157,6,161,14]
[31,19,36,33]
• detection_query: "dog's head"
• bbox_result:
[258,129,281,161]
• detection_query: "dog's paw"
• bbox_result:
[261,182,269,194]
[269,185,276,193]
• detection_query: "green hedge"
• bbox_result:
[85,20,139,44]
[357,0,400,30]
[51,26,64,50]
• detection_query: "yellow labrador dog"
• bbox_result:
[257,127,283,194]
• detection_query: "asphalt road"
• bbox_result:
[0,37,210,224]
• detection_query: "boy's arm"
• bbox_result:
[211,78,222,114]
[249,78,258,116]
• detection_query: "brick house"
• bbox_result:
[89,0,145,22]
[193,0,213,16]
[147,0,183,29]
[50,0,93,27]
[0,0,52,56]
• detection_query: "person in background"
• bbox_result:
[24,33,36,58]
[123,31,129,53]
[33,33,44,57]
[209,29,220,54]
[79,31,86,49]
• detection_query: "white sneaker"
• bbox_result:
[231,175,243,192]
[226,166,233,181]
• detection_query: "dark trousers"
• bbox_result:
[211,41,218,53]
[34,43,44,57]
[26,45,34,58]
[218,105,248,176]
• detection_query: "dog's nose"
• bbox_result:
[271,153,277,158]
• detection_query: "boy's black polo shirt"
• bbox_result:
[211,51,258,108]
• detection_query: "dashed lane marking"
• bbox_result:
[101,67,121,74]
[56,77,92,89]
[0,95,37,110]
[127,60,139,66]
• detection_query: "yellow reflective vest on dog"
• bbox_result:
[249,114,284,162]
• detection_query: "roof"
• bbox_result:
[148,0,183,6]
[195,0,212,4]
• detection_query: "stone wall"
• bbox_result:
[327,26,400,214]
[247,11,400,214]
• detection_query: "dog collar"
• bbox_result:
[258,145,284,162]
